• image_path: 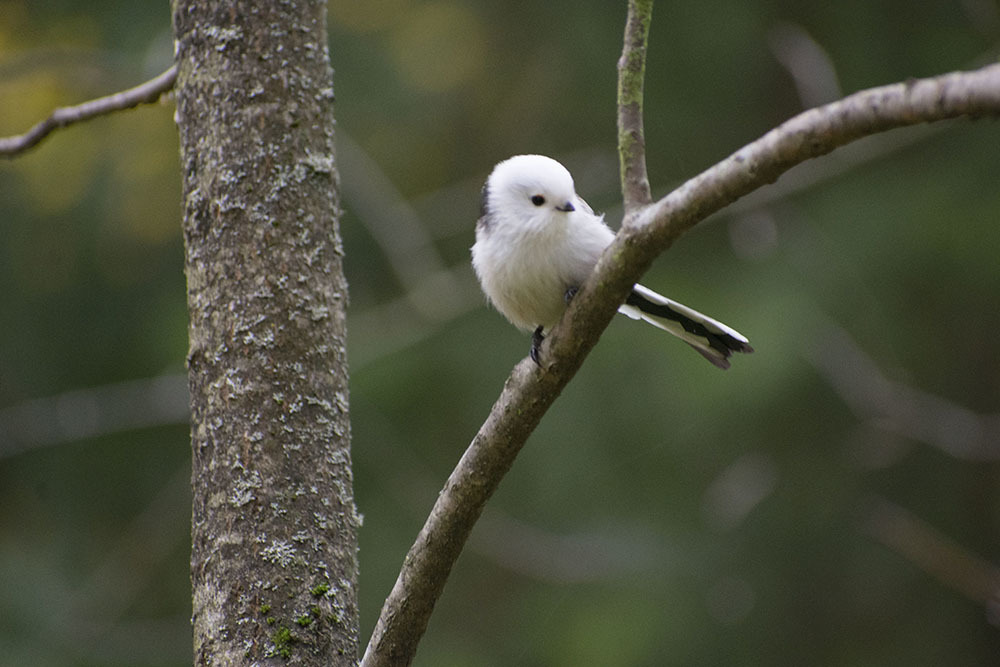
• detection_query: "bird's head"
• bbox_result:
[481,155,578,230]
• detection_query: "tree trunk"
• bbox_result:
[172,1,359,664]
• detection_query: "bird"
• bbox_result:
[471,154,753,369]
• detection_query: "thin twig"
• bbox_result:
[807,322,1000,461]
[864,496,1000,609]
[617,0,654,211]
[0,373,189,458]
[0,64,177,158]
[361,56,1000,667]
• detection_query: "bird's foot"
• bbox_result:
[530,326,545,365]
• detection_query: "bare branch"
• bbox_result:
[362,359,560,667]
[807,322,1000,461]
[628,63,1000,252]
[767,22,842,107]
[617,0,654,211]
[864,496,1000,611]
[362,54,1000,667]
[0,64,177,158]
[0,374,189,458]
[547,64,1000,395]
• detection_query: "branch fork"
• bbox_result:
[361,0,1000,661]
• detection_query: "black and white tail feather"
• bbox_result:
[620,284,753,369]
[472,154,754,369]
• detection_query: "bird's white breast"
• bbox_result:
[473,208,613,331]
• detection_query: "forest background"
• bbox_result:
[1,1,999,665]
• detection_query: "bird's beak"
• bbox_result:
[555,201,575,212]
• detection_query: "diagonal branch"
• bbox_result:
[617,0,654,211]
[361,52,1000,667]
[0,64,177,158]
[627,63,1000,251]
[864,496,1000,608]
[553,64,1000,369]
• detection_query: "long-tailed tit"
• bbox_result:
[472,154,753,369]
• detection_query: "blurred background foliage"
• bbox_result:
[1,0,999,665]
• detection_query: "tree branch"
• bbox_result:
[807,322,1000,461]
[627,63,1000,253]
[617,0,654,211]
[362,50,1000,667]
[864,496,1000,608]
[552,64,1000,376]
[0,64,177,158]
[361,359,560,667]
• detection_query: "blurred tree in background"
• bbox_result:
[1,1,999,665]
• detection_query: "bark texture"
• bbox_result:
[616,0,653,210]
[172,1,359,664]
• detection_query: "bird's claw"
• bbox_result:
[530,326,544,365]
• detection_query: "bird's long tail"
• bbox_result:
[618,284,754,370]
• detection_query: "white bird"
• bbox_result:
[471,154,753,369]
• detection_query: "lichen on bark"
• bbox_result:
[172,0,359,663]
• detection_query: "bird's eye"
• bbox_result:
[530,195,545,206]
